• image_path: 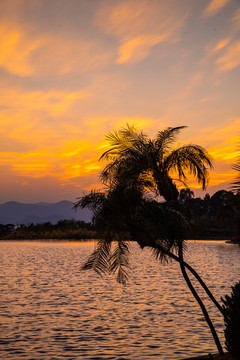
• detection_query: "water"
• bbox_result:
[0,240,239,360]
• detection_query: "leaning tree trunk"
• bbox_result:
[178,241,224,356]
[161,247,224,315]
[137,238,224,316]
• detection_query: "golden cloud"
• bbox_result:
[189,118,240,145]
[2,88,87,115]
[212,38,231,52]
[216,41,240,71]
[0,19,110,77]
[202,0,231,18]
[0,87,89,137]
[192,171,234,188]
[0,112,155,183]
[0,22,40,76]
[118,34,171,64]
[0,139,103,180]
[209,145,240,161]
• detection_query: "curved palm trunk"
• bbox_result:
[138,239,224,316]
[160,247,224,316]
[178,241,224,356]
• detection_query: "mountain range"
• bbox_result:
[0,201,92,225]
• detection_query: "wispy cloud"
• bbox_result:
[190,118,240,162]
[0,22,40,76]
[96,0,188,64]
[212,38,231,52]
[0,87,88,121]
[216,41,240,71]
[0,19,110,77]
[202,0,231,18]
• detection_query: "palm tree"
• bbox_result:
[99,125,224,309]
[75,181,223,355]
[76,125,224,355]
[100,125,213,201]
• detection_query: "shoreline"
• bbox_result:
[2,238,239,247]
[0,238,233,241]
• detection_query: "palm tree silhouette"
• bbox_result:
[76,125,224,355]
[100,125,213,201]
[99,124,224,307]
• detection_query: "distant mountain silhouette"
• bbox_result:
[0,200,92,225]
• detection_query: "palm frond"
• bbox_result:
[150,241,171,264]
[164,145,213,190]
[82,239,112,276]
[99,147,152,190]
[231,157,240,193]
[99,124,142,161]
[155,126,187,153]
[109,241,130,284]
[74,190,106,212]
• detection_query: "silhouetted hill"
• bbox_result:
[0,201,92,225]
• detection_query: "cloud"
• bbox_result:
[0,22,39,76]
[117,33,175,64]
[0,102,156,182]
[212,38,231,52]
[187,170,234,189]
[0,87,88,116]
[30,34,111,76]
[0,18,111,77]
[202,0,231,18]
[216,41,240,71]
[0,139,103,181]
[171,119,240,191]
[189,118,240,162]
[96,0,188,64]
[0,85,91,160]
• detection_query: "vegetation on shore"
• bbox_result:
[221,281,240,359]
[0,219,96,240]
[0,188,239,241]
[179,188,240,241]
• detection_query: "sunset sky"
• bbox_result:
[0,0,240,203]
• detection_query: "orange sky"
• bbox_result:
[0,0,240,203]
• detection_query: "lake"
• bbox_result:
[0,240,240,360]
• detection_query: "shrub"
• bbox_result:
[221,281,240,358]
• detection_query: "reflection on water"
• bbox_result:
[0,240,239,359]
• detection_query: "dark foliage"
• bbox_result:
[179,189,240,239]
[0,220,95,240]
[221,282,240,358]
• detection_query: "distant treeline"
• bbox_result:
[179,189,240,239]
[0,189,239,240]
[0,219,97,240]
